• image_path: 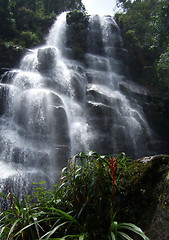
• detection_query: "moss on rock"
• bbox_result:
[115,155,169,240]
[0,43,25,74]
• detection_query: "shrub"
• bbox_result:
[20,31,40,48]
[0,151,149,240]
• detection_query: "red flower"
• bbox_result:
[7,185,14,209]
[109,157,117,190]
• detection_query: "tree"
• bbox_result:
[66,10,88,60]
[0,0,86,45]
[0,0,15,39]
[151,0,169,51]
[156,48,169,92]
[114,0,160,83]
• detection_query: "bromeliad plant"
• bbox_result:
[59,151,117,239]
[0,151,149,240]
[58,151,141,240]
[56,151,149,240]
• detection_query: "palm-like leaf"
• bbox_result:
[109,221,149,240]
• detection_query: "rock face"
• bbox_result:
[37,47,57,75]
[116,155,169,240]
[0,43,25,74]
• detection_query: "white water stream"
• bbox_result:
[0,12,159,200]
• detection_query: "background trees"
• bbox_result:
[0,0,16,39]
[115,0,169,145]
[0,0,85,47]
[115,0,169,89]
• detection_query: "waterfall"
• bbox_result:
[0,12,160,201]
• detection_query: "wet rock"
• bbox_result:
[37,47,56,75]
[0,43,25,73]
[116,155,169,240]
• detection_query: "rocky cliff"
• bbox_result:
[116,154,169,240]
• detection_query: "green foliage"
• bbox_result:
[42,0,85,15]
[0,151,149,240]
[0,192,39,239]
[109,221,149,240]
[20,31,40,47]
[0,189,86,240]
[20,31,39,48]
[15,7,35,31]
[66,10,89,61]
[115,0,169,84]
[0,0,86,48]
[0,0,16,39]
[115,0,157,82]
[156,47,169,87]
[59,151,114,238]
[150,0,169,50]
[35,1,45,17]
[116,0,132,11]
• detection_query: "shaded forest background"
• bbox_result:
[115,0,169,148]
[0,0,85,47]
[0,0,169,150]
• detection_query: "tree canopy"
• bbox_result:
[0,0,85,47]
[115,0,169,85]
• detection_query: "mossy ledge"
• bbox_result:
[116,154,169,240]
[0,43,25,74]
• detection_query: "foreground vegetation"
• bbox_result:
[0,152,149,240]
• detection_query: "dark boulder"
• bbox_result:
[37,47,56,76]
[116,155,169,240]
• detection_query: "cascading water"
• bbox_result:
[0,12,160,202]
[84,15,159,157]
